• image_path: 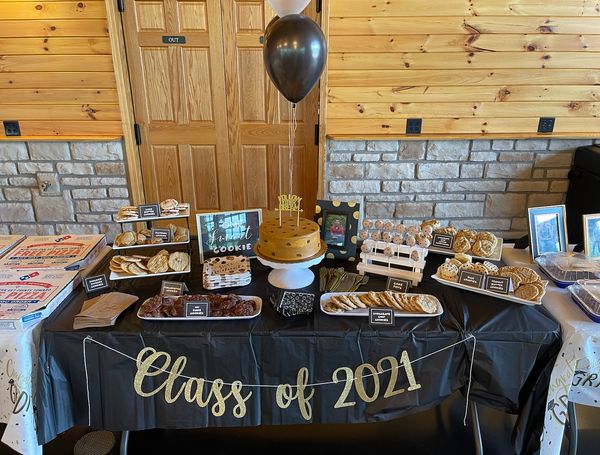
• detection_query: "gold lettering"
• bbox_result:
[164,356,187,403]
[230,381,252,419]
[134,348,172,398]
[183,377,208,407]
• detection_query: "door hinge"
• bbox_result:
[316,0,322,13]
[117,0,125,12]
[134,123,142,145]
[314,124,319,146]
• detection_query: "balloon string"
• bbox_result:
[289,102,297,196]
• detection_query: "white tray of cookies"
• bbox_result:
[137,295,261,321]
[112,239,190,251]
[116,199,190,223]
[431,273,544,306]
[109,251,191,281]
[116,208,190,223]
[320,291,443,317]
[428,237,503,262]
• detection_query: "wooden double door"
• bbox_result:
[121,0,320,221]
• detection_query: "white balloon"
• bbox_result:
[267,0,310,17]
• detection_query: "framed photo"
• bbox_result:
[527,205,569,260]
[315,200,360,261]
[196,209,262,263]
[583,214,600,258]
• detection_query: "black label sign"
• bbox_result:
[83,274,109,293]
[185,301,209,317]
[161,280,185,297]
[369,308,395,326]
[458,270,485,289]
[432,233,454,250]
[485,276,511,295]
[152,228,171,243]
[162,35,186,44]
[138,204,161,218]
[386,277,411,293]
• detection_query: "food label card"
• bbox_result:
[485,276,511,295]
[386,277,411,293]
[83,274,109,294]
[369,308,395,326]
[151,228,172,243]
[138,204,161,218]
[458,270,485,288]
[432,233,454,250]
[185,301,209,317]
[161,280,188,297]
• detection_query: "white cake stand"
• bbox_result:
[254,242,326,289]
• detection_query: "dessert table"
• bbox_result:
[34,249,560,455]
[503,246,600,455]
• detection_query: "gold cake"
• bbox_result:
[256,216,322,261]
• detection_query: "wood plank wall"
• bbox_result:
[326,0,600,139]
[0,0,122,139]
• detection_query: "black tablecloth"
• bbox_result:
[35,249,560,454]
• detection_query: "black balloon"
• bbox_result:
[263,14,327,104]
[264,15,279,41]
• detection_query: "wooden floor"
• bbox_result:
[2,391,599,454]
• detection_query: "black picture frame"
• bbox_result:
[314,200,360,261]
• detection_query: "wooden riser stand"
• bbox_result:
[356,240,429,287]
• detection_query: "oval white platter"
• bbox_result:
[320,292,443,318]
[428,237,503,262]
[431,273,543,306]
[137,295,262,321]
[116,208,190,223]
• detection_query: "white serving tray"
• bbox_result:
[428,237,503,262]
[116,209,190,224]
[320,292,443,317]
[431,273,542,306]
[109,265,191,281]
[112,238,190,251]
[137,295,262,321]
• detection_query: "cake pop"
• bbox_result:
[359,230,369,241]
[383,221,394,232]
[392,235,403,245]
[418,237,431,249]
[361,243,371,253]
[407,225,419,236]
[405,235,416,247]
[395,223,406,234]
[374,220,384,230]
[422,225,434,237]
[383,246,394,268]
[371,231,381,241]
[382,231,392,242]
[362,219,373,229]
[411,250,421,261]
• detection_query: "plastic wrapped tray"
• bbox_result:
[568,279,600,323]
[535,252,600,288]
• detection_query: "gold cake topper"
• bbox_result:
[276,193,303,226]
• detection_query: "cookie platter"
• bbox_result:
[112,239,190,251]
[320,291,444,317]
[431,274,544,306]
[137,294,262,321]
[116,199,190,223]
[428,238,503,262]
[108,251,191,281]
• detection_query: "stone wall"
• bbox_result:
[0,141,129,241]
[326,138,596,239]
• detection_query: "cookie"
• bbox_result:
[454,253,472,264]
[470,263,489,275]
[168,252,190,272]
[515,267,540,285]
[457,229,478,244]
[471,239,495,257]
[438,262,459,281]
[515,283,541,301]
[483,261,499,274]
[420,219,441,231]
[137,233,147,245]
[160,199,179,211]
[452,235,472,254]
[434,226,458,236]
[147,254,169,274]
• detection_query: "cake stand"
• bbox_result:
[254,242,327,289]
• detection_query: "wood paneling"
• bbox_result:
[0,1,121,139]
[326,0,600,138]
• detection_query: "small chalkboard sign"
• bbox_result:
[485,276,511,295]
[432,233,454,250]
[386,277,411,293]
[458,270,485,289]
[83,274,109,294]
[185,301,209,317]
[161,280,187,297]
[162,35,186,44]
[369,308,395,326]
[138,204,161,218]
[152,228,171,243]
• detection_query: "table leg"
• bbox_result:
[470,401,484,455]
[566,401,578,455]
[120,430,130,455]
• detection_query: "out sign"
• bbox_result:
[162,35,186,44]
